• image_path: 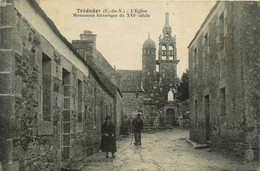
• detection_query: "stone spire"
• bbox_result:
[163,12,172,35]
[165,12,170,26]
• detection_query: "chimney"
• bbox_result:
[72,30,97,59]
[80,30,97,48]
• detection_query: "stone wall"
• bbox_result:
[188,1,259,160]
[70,70,114,163]
[121,92,143,120]
[176,100,189,128]
[0,1,119,170]
[72,31,123,137]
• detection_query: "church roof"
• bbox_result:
[143,33,156,49]
[117,70,144,92]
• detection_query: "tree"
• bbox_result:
[177,69,189,101]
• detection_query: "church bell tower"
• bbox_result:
[157,12,179,101]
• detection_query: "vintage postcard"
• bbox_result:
[0,0,259,170]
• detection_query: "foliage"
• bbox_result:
[177,69,189,101]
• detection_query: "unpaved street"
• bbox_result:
[82,129,258,171]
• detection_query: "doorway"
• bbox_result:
[205,95,210,141]
[166,109,176,126]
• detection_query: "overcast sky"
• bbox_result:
[39,0,216,77]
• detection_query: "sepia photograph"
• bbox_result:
[0,0,259,170]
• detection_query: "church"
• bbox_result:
[119,12,180,127]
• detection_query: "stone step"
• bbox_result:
[186,138,210,149]
[61,158,114,171]
[85,158,114,163]
[144,126,173,130]
[206,148,212,152]
[61,167,81,171]
[194,144,210,149]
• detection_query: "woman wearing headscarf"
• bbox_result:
[100,116,117,158]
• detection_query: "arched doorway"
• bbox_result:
[165,109,176,126]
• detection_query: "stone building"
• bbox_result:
[72,30,123,136]
[188,1,259,160]
[117,70,144,124]
[119,12,180,127]
[0,0,122,170]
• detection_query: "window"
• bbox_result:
[42,53,52,121]
[169,46,174,57]
[204,34,209,59]
[162,45,167,59]
[194,48,198,65]
[204,33,209,46]
[203,33,209,73]
[63,68,70,110]
[220,88,226,115]
[165,34,170,41]
[78,80,83,122]
[218,12,224,51]
[193,48,198,79]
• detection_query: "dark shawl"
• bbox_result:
[100,122,117,152]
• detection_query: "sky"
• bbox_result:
[39,0,216,77]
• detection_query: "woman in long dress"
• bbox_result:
[100,116,117,158]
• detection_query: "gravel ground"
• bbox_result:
[82,129,259,171]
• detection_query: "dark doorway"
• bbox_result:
[205,95,210,141]
[166,109,176,126]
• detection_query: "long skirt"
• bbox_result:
[100,135,117,153]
